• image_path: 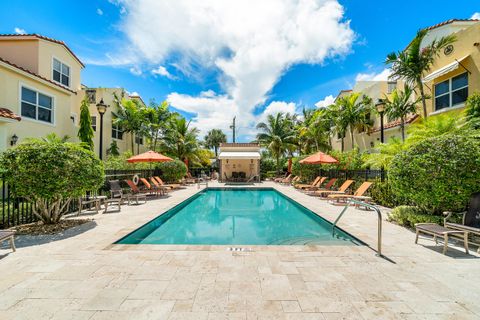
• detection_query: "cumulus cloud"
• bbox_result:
[14,27,26,34]
[109,0,355,138]
[471,12,480,20]
[315,95,336,108]
[151,66,175,79]
[97,8,104,15]
[129,66,142,76]
[355,68,391,82]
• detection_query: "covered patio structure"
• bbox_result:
[218,143,261,182]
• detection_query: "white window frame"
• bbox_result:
[111,121,123,140]
[91,116,97,132]
[19,83,56,126]
[434,72,468,111]
[52,57,71,88]
[387,81,397,94]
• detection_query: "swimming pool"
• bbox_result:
[116,188,362,245]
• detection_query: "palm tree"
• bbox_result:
[161,115,200,166]
[406,113,463,145]
[143,100,171,150]
[256,113,297,174]
[386,29,456,118]
[332,93,373,150]
[363,137,406,169]
[384,85,422,141]
[204,129,227,157]
[113,96,145,153]
[297,108,331,154]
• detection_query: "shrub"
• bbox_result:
[291,156,319,182]
[157,160,187,182]
[104,151,150,170]
[0,140,104,224]
[465,92,480,129]
[389,134,480,214]
[260,158,276,179]
[369,179,405,208]
[388,206,443,228]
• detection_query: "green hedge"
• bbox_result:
[389,134,480,214]
[387,206,443,228]
[157,160,187,182]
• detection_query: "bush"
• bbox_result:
[0,140,104,224]
[389,135,480,214]
[388,206,444,228]
[465,92,480,129]
[157,160,187,182]
[104,151,150,170]
[260,158,276,179]
[291,156,319,182]
[369,179,405,208]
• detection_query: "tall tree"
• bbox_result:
[113,95,145,153]
[297,108,331,154]
[204,129,227,157]
[384,84,421,141]
[77,98,94,150]
[161,115,200,165]
[256,113,296,174]
[386,29,456,118]
[332,93,373,150]
[143,100,171,150]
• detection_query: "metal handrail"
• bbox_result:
[332,199,383,257]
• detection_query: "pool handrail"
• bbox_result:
[332,199,383,257]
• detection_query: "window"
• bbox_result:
[21,87,54,123]
[135,135,143,145]
[52,58,70,87]
[91,116,97,132]
[387,81,397,94]
[434,73,468,111]
[112,121,123,140]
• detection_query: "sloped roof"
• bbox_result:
[425,19,479,31]
[0,107,21,121]
[0,56,76,94]
[220,143,260,148]
[372,114,419,132]
[0,34,84,67]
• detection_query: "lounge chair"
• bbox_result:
[150,177,172,193]
[183,172,196,184]
[140,178,163,196]
[154,176,181,190]
[444,192,480,253]
[279,174,294,185]
[125,180,148,204]
[305,178,337,193]
[328,182,373,204]
[274,173,289,182]
[0,231,16,252]
[309,179,354,197]
[295,176,321,189]
[109,180,126,204]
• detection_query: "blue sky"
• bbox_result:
[1,0,479,141]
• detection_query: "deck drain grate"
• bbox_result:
[227,247,252,252]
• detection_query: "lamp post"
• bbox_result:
[96,98,108,160]
[375,99,386,144]
[375,98,386,181]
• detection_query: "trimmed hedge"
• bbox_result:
[156,160,187,182]
[387,206,443,228]
[389,135,480,214]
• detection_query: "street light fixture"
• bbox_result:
[375,98,386,144]
[10,134,18,146]
[96,98,108,160]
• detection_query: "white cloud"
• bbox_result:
[129,66,142,76]
[129,91,140,96]
[14,27,26,35]
[151,65,175,79]
[355,68,391,82]
[109,0,355,139]
[471,12,480,20]
[315,95,335,108]
[97,8,104,15]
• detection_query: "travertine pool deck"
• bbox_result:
[0,182,479,319]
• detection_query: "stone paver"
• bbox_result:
[0,182,479,319]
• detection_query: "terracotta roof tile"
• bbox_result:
[0,56,77,94]
[0,34,85,67]
[425,19,479,31]
[373,114,419,132]
[0,107,21,121]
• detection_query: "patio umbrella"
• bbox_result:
[299,151,338,165]
[127,150,173,163]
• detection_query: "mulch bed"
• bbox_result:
[10,219,92,235]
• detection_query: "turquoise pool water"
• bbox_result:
[116,188,361,245]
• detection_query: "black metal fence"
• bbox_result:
[318,169,386,182]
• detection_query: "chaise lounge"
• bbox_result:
[0,231,16,252]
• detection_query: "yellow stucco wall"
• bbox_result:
[221,159,259,180]
[0,39,39,73]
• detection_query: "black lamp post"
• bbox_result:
[96,98,108,160]
[375,99,386,144]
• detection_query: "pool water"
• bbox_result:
[116,188,361,245]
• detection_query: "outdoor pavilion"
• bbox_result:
[218,143,261,182]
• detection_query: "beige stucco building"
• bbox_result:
[331,19,479,152]
[0,34,147,158]
[218,143,261,182]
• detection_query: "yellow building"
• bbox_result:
[218,143,261,182]
[330,19,479,152]
[0,34,147,158]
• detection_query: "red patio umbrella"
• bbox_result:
[127,150,173,163]
[299,151,338,165]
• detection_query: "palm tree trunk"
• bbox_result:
[341,138,344,152]
[418,80,428,118]
[131,133,135,153]
[350,127,355,150]
[214,146,218,158]
[401,117,405,142]
[276,155,281,175]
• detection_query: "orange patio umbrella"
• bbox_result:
[299,151,338,165]
[127,150,173,163]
